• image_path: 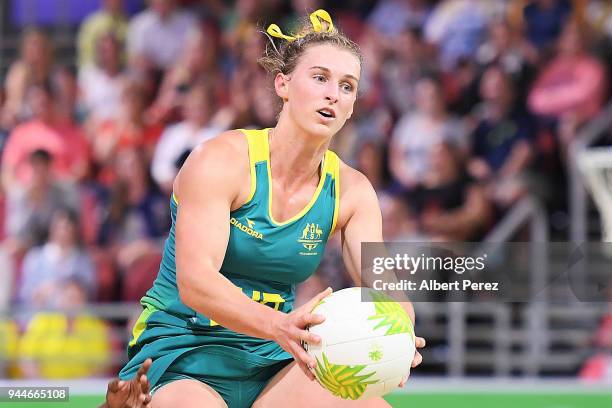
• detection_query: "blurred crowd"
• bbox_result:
[0,0,611,380]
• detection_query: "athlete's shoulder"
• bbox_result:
[180,129,249,170]
[193,129,248,158]
[337,158,377,199]
[174,129,250,195]
[335,158,380,230]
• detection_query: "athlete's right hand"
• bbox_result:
[269,287,332,380]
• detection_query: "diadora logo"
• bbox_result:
[298,223,323,256]
[230,217,263,239]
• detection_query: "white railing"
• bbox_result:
[569,100,612,244]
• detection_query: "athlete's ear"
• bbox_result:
[274,73,290,102]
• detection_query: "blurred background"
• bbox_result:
[0,0,611,407]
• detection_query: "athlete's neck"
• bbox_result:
[268,122,329,190]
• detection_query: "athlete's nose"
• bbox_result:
[324,82,339,104]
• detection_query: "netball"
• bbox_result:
[306,288,416,400]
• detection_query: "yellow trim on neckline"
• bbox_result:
[172,192,179,205]
[266,132,330,226]
[239,128,272,206]
[329,152,340,235]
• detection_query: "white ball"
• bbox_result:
[306,287,415,400]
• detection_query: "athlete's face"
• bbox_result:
[275,43,360,138]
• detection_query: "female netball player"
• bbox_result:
[119,10,425,408]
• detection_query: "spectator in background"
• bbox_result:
[379,192,417,241]
[18,277,110,379]
[389,73,467,192]
[151,82,224,194]
[424,0,496,70]
[582,0,612,73]
[17,208,96,308]
[221,0,278,49]
[383,26,433,116]
[469,66,534,208]
[3,150,78,257]
[246,71,279,129]
[52,66,82,124]
[77,0,128,68]
[584,0,612,40]
[0,86,5,134]
[148,22,225,124]
[0,249,14,310]
[279,0,324,34]
[229,22,267,81]
[18,297,111,380]
[91,84,163,185]
[1,83,90,190]
[519,0,573,51]
[528,17,607,145]
[0,318,18,378]
[97,149,168,286]
[476,18,538,104]
[79,32,127,125]
[405,143,493,241]
[1,28,53,128]
[225,23,271,128]
[367,0,432,38]
[127,0,197,72]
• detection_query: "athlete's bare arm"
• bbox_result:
[335,162,424,374]
[174,131,329,380]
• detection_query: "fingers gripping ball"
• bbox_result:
[305,288,415,400]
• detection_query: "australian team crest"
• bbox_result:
[298,223,324,256]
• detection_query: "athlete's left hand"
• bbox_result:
[398,336,425,388]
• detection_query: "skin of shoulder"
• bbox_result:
[335,158,381,235]
[173,129,251,209]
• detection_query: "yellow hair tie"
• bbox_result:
[266,9,335,42]
[266,23,297,41]
[309,9,334,33]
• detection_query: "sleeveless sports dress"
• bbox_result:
[119,128,341,407]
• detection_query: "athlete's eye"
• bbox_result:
[313,74,327,83]
[341,82,354,93]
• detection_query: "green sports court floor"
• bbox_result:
[2,379,611,407]
[2,392,611,408]
[387,392,612,408]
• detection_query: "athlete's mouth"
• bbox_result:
[317,108,336,119]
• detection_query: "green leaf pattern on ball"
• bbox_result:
[367,291,414,338]
[368,349,383,362]
[314,353,378,400]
